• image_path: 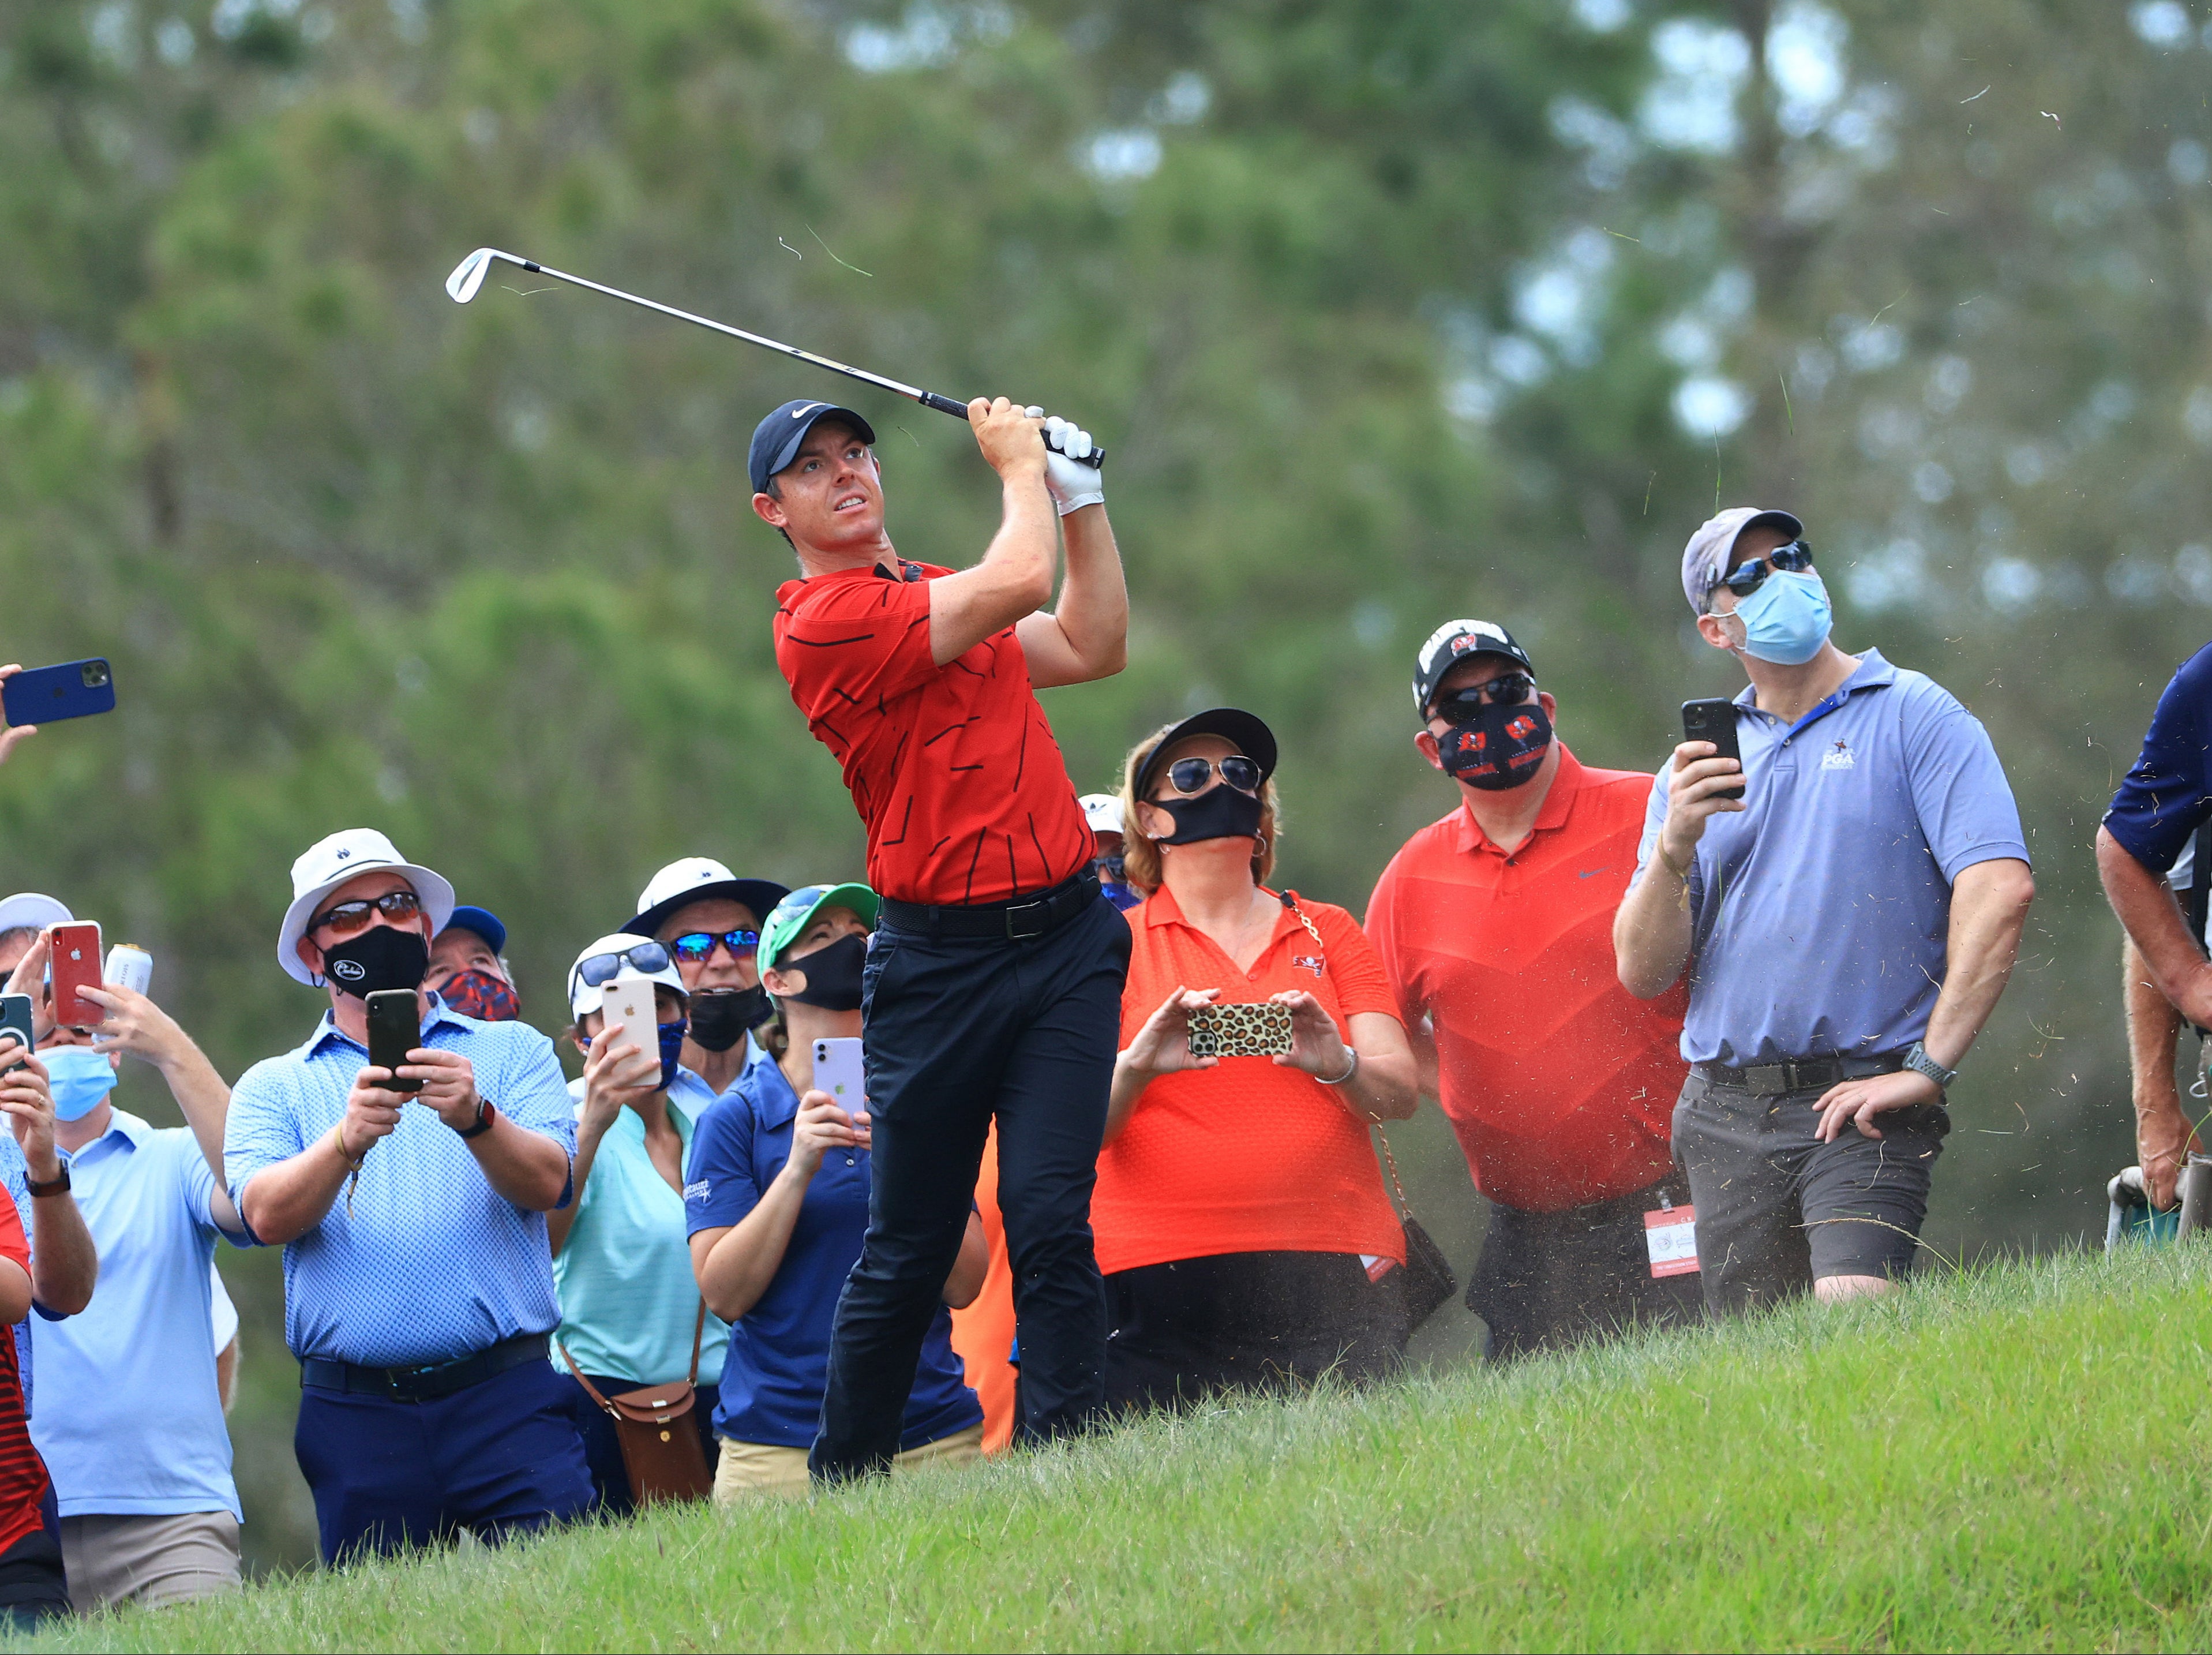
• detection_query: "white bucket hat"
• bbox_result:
[567,933,689,1021]
[1077,793,1124,836]
[0,894,73,935]
[278,829,455,987]
[624,857,789,941]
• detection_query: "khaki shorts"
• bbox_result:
[713,1421,985,1503]
[59,1511,242,1612]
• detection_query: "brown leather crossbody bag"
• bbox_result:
[557,1305,713,1507]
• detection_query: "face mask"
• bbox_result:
[687,986,768,1053]
[320,925,430,1000]
[1728,568,1833,666]
[779,934,867,1012]
[1437,701,1554,791]
[440,968,519,1023]
[657,1019,689,1089]
[1154,785,1264,847]
[44,1044,117,1122]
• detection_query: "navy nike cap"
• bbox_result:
[748,400,878,494]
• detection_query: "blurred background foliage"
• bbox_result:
[2,0,2209,1571]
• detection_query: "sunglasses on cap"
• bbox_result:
[308,890,423,937]
[1160,755,1262,797]
[1715,540,1815,599]
[1431,673,1538,725]
[669,929,760,966]
[576,941,672,988]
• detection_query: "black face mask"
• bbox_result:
[320,925,430,1000]
[778,933,867,1012]
[687,985,769,1052]
[1437,701,1554,791]
[1156,784,1265,846]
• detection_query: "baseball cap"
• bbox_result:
[567,933,689,1021]
[0,894,72,935]
[277,829,455,987]
[748,400,878,495]
[1131,708,1279,800]
[1077,793,1124,836]
[440,906,506,956]
[1410,620,1535,717]
[626,858,791,942]
[760,883,880,975]
[1680,507,1805,615]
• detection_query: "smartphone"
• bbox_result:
[2,658,115,728]
[366,988,422,1092]
[1187,1001,1294,1059]
[597,971,658,1080]
[812,1037,867,1114]
[0,995,31,1070]
[1681,698,1745,802]
[48,922,102,1028]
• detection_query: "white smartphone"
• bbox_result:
[598,971,658,1081]
[812,1037,867,1115]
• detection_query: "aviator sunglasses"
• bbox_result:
[308,889,423,937]
[669,929,760,966]
[576,941,673,988]
[1433,673,1537,725]
[1161,755,1263,797]
[1715,539,1816,599]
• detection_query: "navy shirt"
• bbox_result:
[684,1057,980,1450]
[2106,639,2212,876]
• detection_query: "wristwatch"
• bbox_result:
[1902,1041,1957,1092]
[455,1097,496,1140]
[25,1167,69,1198]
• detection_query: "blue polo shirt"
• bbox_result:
[1634,649,2029,1066]
[683,1058,980,1450]
[31,1110,246,1519]
[224,996,577,1368]
[2106,639,2212,875]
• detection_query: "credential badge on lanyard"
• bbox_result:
[1644,1192,1700,1278]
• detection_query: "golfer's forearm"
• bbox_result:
[2098,828,2203,1004]
[29,1197,95,1314]
[2125,934,2187,1108]
[1922,860,2034,1070]
[1614,871,1693,999]
[1051,506,1127,675]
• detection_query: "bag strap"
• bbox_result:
[688,1300,707,1388]
[556,1339,621,1420]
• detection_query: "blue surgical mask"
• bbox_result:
[44,1044,117,1121]
[1729,568,1832,666]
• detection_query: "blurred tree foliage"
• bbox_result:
[1,0,2208,1569]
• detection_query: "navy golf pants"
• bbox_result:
[811,894,1129,1481]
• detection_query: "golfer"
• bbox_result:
[759,393,1128,1478]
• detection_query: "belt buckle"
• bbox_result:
[1004,897,1049,941]
[1744,1064,1789,1097]
[388,1360,441,1402]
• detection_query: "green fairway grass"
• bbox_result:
[35,1246,2212,1653]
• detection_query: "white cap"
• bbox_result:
[567,933,689,1021]
[0,894,72,935]
[1077,793,1124,836]
[624,857,788,941]
[277,829,455,987]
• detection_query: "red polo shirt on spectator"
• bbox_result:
[1366,746,1687,1213]
[0,1186,48,1557]
[774,560,1093,907]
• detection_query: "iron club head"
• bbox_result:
[444,247,509,304]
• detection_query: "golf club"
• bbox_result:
[444,247,1102,467]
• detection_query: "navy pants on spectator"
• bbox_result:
[560,1376,720,1517]
[812,894,1128,1480]
[295,1360,594,1563]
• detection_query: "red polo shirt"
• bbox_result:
[774,559,1092,907]
[1364,746,1688,1214]
[0,1188,47,1557]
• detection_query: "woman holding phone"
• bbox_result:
[686,884,987,1499]
[550,934,728,1515]
[1095,709,1420,1411]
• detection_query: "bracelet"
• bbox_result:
[1657,846,1690,883]
[1319,1048,1359,1087]
[328,1122,365,1171]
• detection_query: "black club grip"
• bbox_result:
[916,390,1105,469]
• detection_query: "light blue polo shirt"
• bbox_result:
[31,1110,246,1519]
[552,1077,727,1388]
[224,996,577,1369]
[1634,649,2029,1066]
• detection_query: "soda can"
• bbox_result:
[104,944,152,997]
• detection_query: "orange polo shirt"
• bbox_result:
[1366,746,1688,1214]
[1090,886,1407,1276]
[947,1126,1017,1455]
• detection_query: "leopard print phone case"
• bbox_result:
[1186,1001,1294,1058]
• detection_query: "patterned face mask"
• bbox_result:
[439,967,519,1023]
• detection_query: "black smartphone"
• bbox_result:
[366,989,422,1092]
[0,995,30,1070]
[2,659,115,728]
[1681,698,1745,801]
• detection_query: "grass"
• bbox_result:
[31,1246,2212,1652]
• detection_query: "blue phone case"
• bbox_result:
[2,660,116,728]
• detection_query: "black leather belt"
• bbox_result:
[1694,1051,1906,1096]
[878,870,1101,942]
[301,1332,548,1403]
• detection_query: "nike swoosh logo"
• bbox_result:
[1579,867,1609,878]
[792,402,824,419]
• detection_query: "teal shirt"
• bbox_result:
[553,1087,727,1386]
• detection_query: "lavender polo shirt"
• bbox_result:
[1633,649,2029,1068]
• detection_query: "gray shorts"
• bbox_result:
[1672,1069,1948,1316]
[58,1511,241,1612]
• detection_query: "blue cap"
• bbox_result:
[441,905,506,955]
[748,400,877,494]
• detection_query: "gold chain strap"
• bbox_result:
[1280,891,1416,1218]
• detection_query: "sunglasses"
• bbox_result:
[1163,755,1263,797]
[668,930,760,966]
[1432,673,1537,725]
[576,941,672,988]
[308,890,423,937]
[1715,540,1815,599]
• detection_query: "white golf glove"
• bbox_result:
[1026,407,1104,516]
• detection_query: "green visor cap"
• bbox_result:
[760,882,880,972]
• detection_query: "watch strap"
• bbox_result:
[25,1167,69,1198]
[456,1097,496,1140]
[1903,1041,1956,1091]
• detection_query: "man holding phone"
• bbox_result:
[223,829,591,1562]
[1613,507,2035,1313]
[759,394,1128,1479]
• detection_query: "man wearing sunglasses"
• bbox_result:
[1614,508,2034,1315]
[223,829,592,1562]
[625,859,790,1107]
[1366,621,1698,1358]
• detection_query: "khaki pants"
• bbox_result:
[60,1512,242,1611]
[713,1421,985,1503]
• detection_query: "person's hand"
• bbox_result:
[968,396,1047,483]
[580,1021,659,1138]
[786,1089,868,1180]
[396,1047,483,1133]
[1659,740,1746,866]
[1121,986,1221,1079]
[0,1043,57,1180]
[79,984,185,1068]
[1814,1067,1942,1142]
[2138,1096,2203,1210]
[342,1066,406,1160]
[2,934,54,1044]
[0,667,36,769]
[1024,408,1103,515]
[1271,989,1353,1080]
